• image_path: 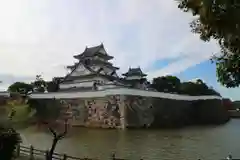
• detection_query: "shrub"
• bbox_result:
[0,126,21,160]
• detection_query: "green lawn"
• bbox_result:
[5,104,35,127]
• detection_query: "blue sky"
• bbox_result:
[177,61,240,101]
[0,0,238,100]
[149,57,239,100]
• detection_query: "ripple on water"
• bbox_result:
[18,120,240,160]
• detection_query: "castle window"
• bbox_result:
[84,59,90,65]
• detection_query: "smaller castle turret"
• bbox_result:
[122,67,148,89]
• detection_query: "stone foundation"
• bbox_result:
[53,95,124,129]
[29,88,229,129]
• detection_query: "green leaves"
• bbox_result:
[215,53,240,87]
[177,0,240,88]
[151,76,181,93]
[7,75,60,95]
[0,127,21,160]
[151,76,220,96]
[8,82,33,95]
[32,75,47,93]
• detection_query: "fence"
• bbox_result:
[15,144,125,160]
[15,144,236,160]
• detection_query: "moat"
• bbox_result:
[18,119,240,160]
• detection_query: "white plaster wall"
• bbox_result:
[71,64,91,76]
[90,65,101,72]
[30,88,222,101]
[73,77,107,83]
[125,76,142,80]
[60,81,94,89]
[103,66,115,75]
[97,85,118,90]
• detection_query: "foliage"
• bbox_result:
[151,76,221,96]
[28,99,61,122]
[6,104,31,123]
[46,81,60,92]
[8,82,33,95]
[32,75,47,92]
[0,126,21,160]
[8,75,60,94]
[177,0,240,88]
[151,76,181,93]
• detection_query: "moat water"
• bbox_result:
[19,119,240,160]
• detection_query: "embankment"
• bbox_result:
[28,88,230,129]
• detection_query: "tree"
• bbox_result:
[151,76,181,93]
[151,75,221,96]
[32,75,47,92]
[177,0,240,88]
[179,81,209,95]
[46,79,60,92]
[46,100,70,160]
[179,80,221,96]
[47,121,68,160]
[28,99,61,123]
[8,82,33,95]
[32,75,60,92]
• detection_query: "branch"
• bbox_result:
[58,121,68,139]
[48,127,57,138]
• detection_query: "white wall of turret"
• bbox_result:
[125,75,143,80]
[60,77,111,89]
[60,81,95,89]
[102,66,115,75]
[73,77,107,84]
[71,64,91,76]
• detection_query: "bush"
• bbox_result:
[0,126,21,160]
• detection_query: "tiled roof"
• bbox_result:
[73,44,113,60]
[122,67,147,77]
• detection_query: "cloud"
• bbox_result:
[0,0,219,89]
[0,74,35,91]
[216,85,239,101]
[148,39,220,79]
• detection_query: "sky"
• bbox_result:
[0,0,239,100]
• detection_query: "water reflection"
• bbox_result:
[19,119,240,160]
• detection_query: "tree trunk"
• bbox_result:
[47,138,58,160]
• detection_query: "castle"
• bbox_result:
[30,44,223,129]
[57,43,149,92]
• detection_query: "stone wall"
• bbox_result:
[123,96,229,128]
[32,95,229,129]
[29,88,229,129]
[51,95,124,129]
[124,96,154,128]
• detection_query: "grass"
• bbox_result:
[1,104,35,129]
